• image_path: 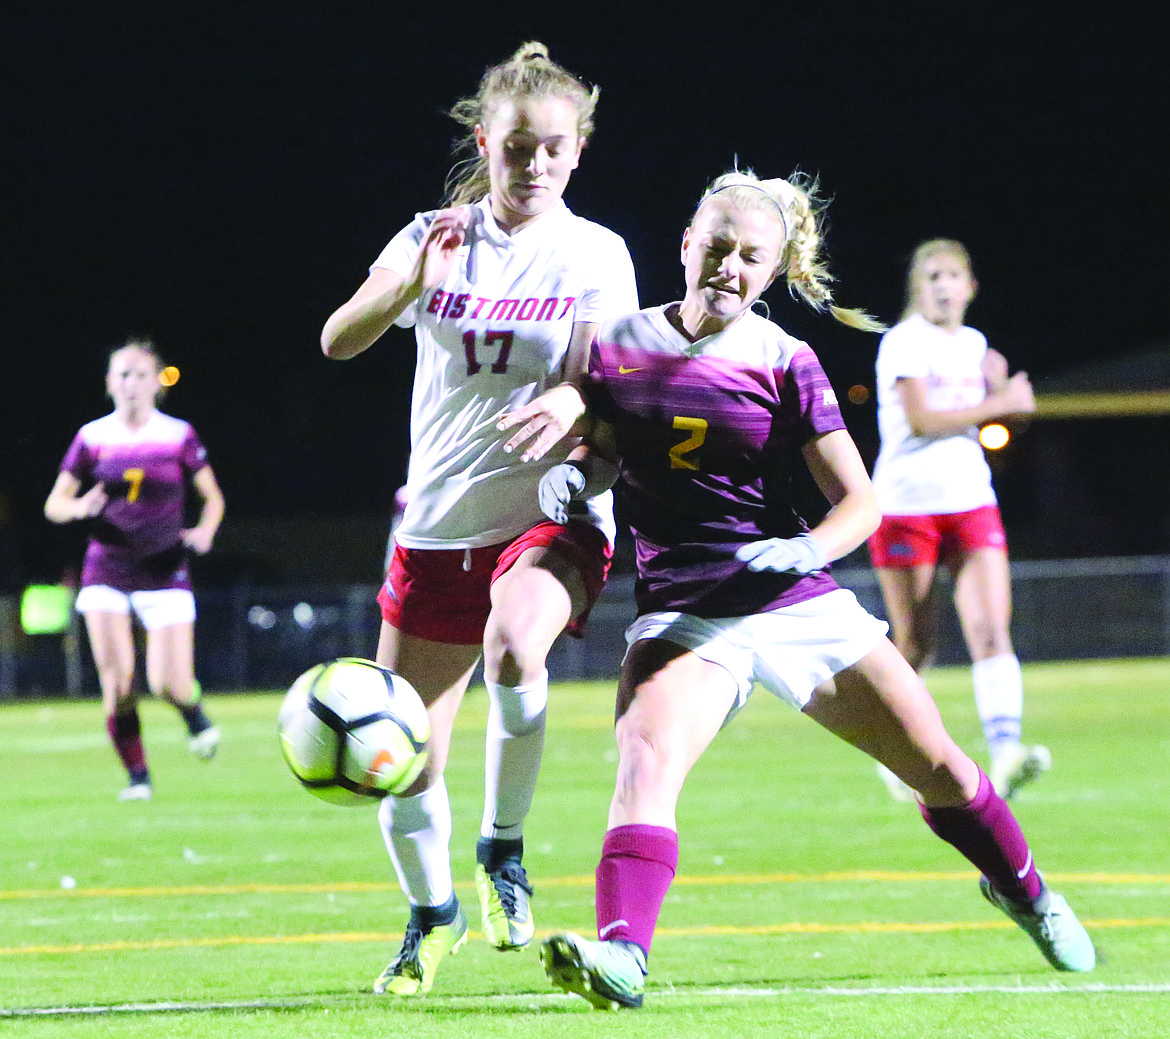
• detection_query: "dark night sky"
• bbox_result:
[5,2,1168,578]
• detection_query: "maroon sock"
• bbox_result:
[107,709,149,784]
[919,769,1042,902]
[594,824,678,956]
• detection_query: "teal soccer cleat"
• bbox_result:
[980,876,1096,972]
[541,932,647,1010]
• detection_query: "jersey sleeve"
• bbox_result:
[572,231,639,325]
[179,425,210,475]
[370,212,431,329]
[59,429,93,480]
[876,322,931,382]
[783,345,847,440]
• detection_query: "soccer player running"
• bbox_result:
[320,43,637,995]
[44,339,224,801]
[868,239,1047,802]
[531,171,1094,1010]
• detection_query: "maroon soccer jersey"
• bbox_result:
[586,305,845,618]
[59,410,209,591]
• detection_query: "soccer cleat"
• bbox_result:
[876,762,917,803]
[188,726,221,761]
[117,782,152,802]
[373,909,468,995]
[541,932,646,1010]
[475,861,535,950]
[989,743,1052,799]
[980,876,1096,972]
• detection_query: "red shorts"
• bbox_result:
[376,521,613,645]
[867,505,1006,569]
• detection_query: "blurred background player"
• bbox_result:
[320,43,637,995]
[534,171,1094,1010]
[868,239,1046,801]
[44,339,224,800]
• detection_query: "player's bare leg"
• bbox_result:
[953,547,1049,796]
[85,610,150,798]
[805,640,1093,971]
[146,621,219,759]
[873,564,941,800]
[545,642,736,1008]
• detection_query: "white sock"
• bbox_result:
[378,778,454,907]
[480,671,548,842]
[973,653,1024,757]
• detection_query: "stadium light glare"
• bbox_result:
[980,423,1010,450]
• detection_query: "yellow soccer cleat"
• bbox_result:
[373,908,468,995]
[475,861,535,950]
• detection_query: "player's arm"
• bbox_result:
[183,465,225,555]
[801,429,882,560]
[536,418,620,525]
[320,208,471,360]
[896,371,1035,437]
[497,320,597,461]
[44,470,107,524]
[735,429,879,576]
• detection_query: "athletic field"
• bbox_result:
[2,658,1167,1038]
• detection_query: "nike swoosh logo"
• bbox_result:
[617,365,644,374]
[1016,851,1033,880]
[599,919,629,938]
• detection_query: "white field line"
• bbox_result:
[5,983,1170,1016]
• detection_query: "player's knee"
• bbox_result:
[894,634,931,671]
[966,624,1011,661]
[485,630,552,686]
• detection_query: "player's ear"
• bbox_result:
[680,226,692,267]
[474,123,489,157]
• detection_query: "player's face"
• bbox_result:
[106,347,161,415]
[678,200,785,334]
[915,252,976,330]
[476,96,584,232]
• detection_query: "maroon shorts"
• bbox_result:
[867,505,1006,569]
[376,521,613,645]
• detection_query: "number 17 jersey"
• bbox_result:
[373,196,638,550]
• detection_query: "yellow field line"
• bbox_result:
[3,870,1168,901]
[4,918,1167,956]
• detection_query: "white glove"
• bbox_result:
[735,533,826,575]
[538,462,588,525]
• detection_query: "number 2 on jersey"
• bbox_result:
[669,416,707,470]
[463,330,514,376]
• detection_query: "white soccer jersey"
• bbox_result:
[372,196,637,549]
[871,313,998,515]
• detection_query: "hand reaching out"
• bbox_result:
[497,383,588,461]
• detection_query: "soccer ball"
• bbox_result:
[277,657,430,806]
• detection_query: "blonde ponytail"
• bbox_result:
[698,170,885,333]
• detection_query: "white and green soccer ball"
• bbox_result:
[278,657,430,806]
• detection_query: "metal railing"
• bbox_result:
[3,556,1169,698]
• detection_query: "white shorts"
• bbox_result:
[624,588,889,718]
[75,586,197,630]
